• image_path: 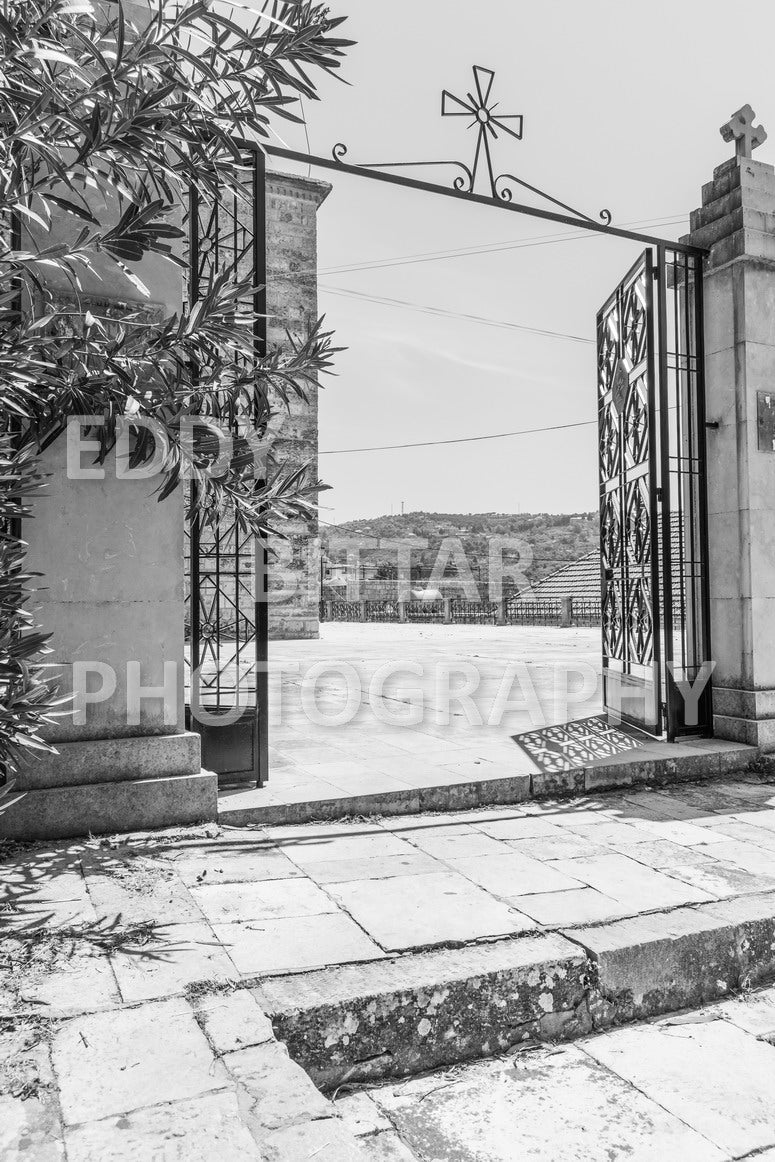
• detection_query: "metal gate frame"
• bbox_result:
[185,145,269,787]
[655,244,713,738]
[596,246,712,739]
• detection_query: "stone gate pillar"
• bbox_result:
[683,107,775,748]
[265,170,331,640]
[0,215,214,842]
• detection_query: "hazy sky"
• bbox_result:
[268,0,775,525]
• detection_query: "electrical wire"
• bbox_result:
[319,284,595,344]
[317,214,687,277]
[319,418,597,455]
[267,213,687,278]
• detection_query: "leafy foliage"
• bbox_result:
[0,0,352,784]
[0,439,60,787]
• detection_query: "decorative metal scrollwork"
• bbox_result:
[624,376,649,466]
[597,254,656,675]
[331,142,475,193]
[329,66,612,227]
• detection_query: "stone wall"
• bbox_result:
[266,170,331,640]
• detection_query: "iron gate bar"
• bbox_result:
[657,245,676,737]
[264,145,708,258]
[655,246,712,736]
[694,253,713,733]
[646,253,664,736]
[255,146,269,788]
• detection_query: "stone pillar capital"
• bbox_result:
[266,168,332,208]
[682,156,775,271]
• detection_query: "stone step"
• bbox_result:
[218,741,755,827]
[251,890,775,1091]
[0,770,217,842]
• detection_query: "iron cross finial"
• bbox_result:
[720,104,767,159]
[441,65,523,196]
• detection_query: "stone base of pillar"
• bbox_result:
[713,687,775,750]
[0,730,216,841]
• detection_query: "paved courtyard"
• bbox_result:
[225,624,610,818]
[6,772,775,1158]
[218,622,743,826]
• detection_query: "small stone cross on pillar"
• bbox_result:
[720,104,768,159]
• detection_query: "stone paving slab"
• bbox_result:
[167,842,304,886]
[585,1017,775,1157]
[212,911,385,975]
[446,850,585,896]
[1,1024,64,1162]
[191,877,340,925]
[108,921,238,1003]
[52,998,230,1125]
[0,990,379,1162]
[326,869,534,950]
[516,885,622,926]
[64,1091,262,1162]
[350,1045,728,1162]
[16,944,121,1015]
[341,982,775,1160]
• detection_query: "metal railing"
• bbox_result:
[570,599,603,627]
[451,599,499,625]
[319,596,601,628]
[506,600,562,626]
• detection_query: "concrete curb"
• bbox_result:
[219,742,756,827]
[573,890,775,1022]
[0,770,218,841]
[253,933,590,1090]
[252,890,775,1091]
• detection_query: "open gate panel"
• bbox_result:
[597,247,711,740]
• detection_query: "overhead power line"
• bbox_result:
[319,284,595,344]
[268,213,687,279]
[317,214,687,277]
[319,418,597,456]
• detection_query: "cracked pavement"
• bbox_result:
[6,772,775,1158]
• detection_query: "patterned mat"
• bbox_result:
[512,715,644,774]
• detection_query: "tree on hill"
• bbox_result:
[321,511,598,592]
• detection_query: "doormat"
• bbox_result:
[512,715,644,774]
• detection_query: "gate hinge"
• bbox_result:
[655,487,663,503]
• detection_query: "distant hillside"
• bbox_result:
[322,511,599,593]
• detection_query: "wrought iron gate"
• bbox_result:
[184,146,268,786]
[180,63,713,788]
[597,248,711,738]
